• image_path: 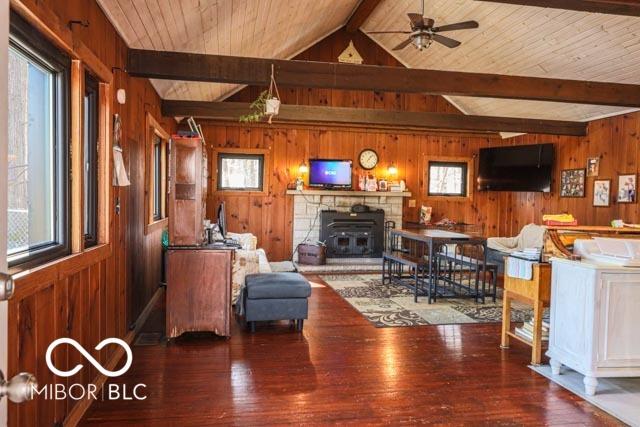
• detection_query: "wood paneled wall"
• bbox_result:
[8,1,175,425]
[204,29,640,261]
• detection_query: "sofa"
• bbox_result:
[227,232,272,303]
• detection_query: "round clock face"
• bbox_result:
[359,149,379,170]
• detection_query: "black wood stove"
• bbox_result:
[320,209,385,258]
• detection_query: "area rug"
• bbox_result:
[321,273,538,327]
[531,365,639,426]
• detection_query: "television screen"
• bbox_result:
[309,159,352,188]
[477,143,554,192]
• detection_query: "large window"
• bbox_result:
[428,161,468,197]
[83,72,98,248]
[217,153,264,191]
[7,12,70,267]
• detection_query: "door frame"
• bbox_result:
[0,0,10,425]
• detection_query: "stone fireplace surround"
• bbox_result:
[286,189,412,262]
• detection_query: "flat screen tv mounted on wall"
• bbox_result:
[309,159,352,189]
[477,143,554,192]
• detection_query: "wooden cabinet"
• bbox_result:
[168,136,206,246]
[547,258,640,395]
[166,249,233,338]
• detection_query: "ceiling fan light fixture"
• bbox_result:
[413,34,433,50]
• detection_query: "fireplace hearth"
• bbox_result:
[320,210,385,258]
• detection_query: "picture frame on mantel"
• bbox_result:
[617,174,637,204]
[560,168,586,198]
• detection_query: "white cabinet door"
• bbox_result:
[597,273,640,368]
[550,262,595,371]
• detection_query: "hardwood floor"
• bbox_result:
[81,274,621,426]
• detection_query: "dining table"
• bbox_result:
[385,227,494,303]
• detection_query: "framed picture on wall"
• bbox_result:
[617,174,637,203]
[587,157,600,177]
[560,169,586,197]
[593,179,611,207]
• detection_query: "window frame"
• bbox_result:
[217,153,265,192]
[83,71,99,248]
[145,112,169,235]
[427,161,468,197]
[7,11,71,268]
[423,155,474,202]
[211,147,271,196]
[152,135,163,221]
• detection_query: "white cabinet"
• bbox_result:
[547,258,640,395]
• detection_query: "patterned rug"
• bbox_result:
[321,274,539,328]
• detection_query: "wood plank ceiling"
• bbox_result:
[97,0,359,101]
[363,0,640,121]
[98,0,640,122]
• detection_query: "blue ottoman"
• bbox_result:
[243,273,311,332]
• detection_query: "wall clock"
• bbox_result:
[359,149,379,170]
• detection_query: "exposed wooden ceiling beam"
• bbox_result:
[162,100,587,136]
[129,49,640,108]
[346,0,383,32]
[474,0,640,17]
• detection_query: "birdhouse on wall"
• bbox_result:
[338,40,363,64]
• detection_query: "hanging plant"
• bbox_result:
[239,64,281,124]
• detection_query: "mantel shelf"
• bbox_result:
[286,189,412,197]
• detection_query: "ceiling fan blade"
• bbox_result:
[407,13,424,28]
[433,20,479,32]
[392,38,414,51]
[367,30,412,34]
[431,34,461,48]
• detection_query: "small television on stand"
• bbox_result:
[309,159,352,190]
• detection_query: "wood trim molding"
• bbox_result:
[63,286,165,427]
[70,60,84,253]
[210,147,271,196]
[11,243,112,299]
[97,83,112,244]
[422,155,475,203]
[163,101,587,136]
[130,49,640,107]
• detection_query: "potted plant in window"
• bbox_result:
[239,64,280,124]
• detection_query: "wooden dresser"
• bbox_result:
[166,134,234,339]
[166,247,233,338]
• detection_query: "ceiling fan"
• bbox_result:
[368,0,479,51]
